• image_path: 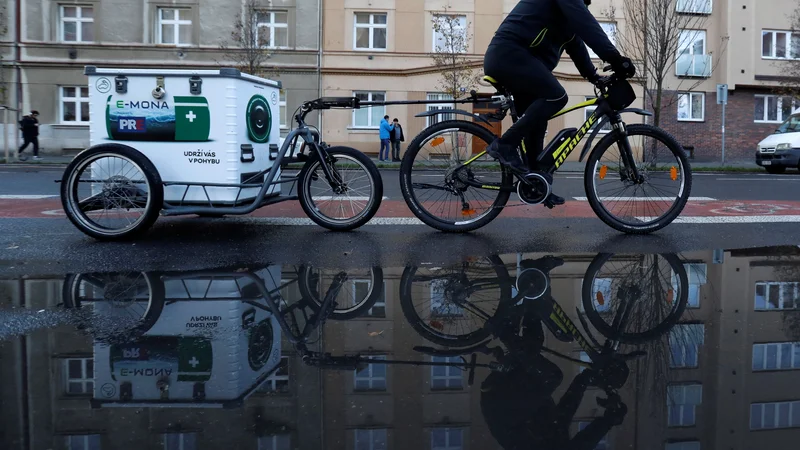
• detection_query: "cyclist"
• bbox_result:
[483,0,636,206]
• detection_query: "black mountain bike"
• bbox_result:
[400,68,692,234]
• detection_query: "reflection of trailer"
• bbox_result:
[59,67,382,240]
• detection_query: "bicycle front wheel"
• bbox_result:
[584,124,692,234]
[400,121,512,232]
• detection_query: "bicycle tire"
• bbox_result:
[298,146,383,231]
[583,124,692,234]
[581,253,688,344]
[299,266,384,320]
[400,120,512,232]
[399,255,512,346]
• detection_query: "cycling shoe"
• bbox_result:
[485,140,528,173]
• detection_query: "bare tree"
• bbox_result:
[776,2,800,101]
[0,3,8,105]
[604,0,728,128]
[219,0,274,77]
[430,8,479,100]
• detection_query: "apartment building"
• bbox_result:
[0,0,321,155]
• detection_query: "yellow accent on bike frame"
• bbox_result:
[551,97,598,119]
[463,151,487,165]
[530,28,548,47]
[483,75,498,84]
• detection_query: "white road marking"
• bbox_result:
[716,178,800,181]
[235,217,424,226]
[636,215,800,224]
[312,196,389,201]
[0,194,58,199]
[573,196,716,201]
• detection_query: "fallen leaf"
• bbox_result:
[368,330,384,337]
[6,245,19,250]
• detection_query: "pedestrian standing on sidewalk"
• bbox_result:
[379,115,394,161]
[390,118,405,162]
[18,110,41,161]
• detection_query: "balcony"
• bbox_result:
[676,0,712,14]
[676,54,712,77]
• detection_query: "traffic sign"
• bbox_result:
[717,84,728,105]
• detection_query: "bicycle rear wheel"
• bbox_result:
[584,124,691,234]
[400,121,512,232]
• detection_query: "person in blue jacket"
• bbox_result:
[379,115,395,161]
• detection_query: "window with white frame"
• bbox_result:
[65,358,94,394]
[353,92,386,128]
[60,86,90,124]
[354,13,387,50]
[750,401,800,430]
[587,23,617,59]
[60,5,94,42]
[669,324,705,368]
[755,95,800,123]
[677,30,709,77]
[66,435,100,450]
[666,442,701,450]
[354,355,387,391]
[676,0,712,14]
[259,356,290,393]
[432,15,467,53]
[164,433,197,450]
[258,434,291,450]
[667,384,702,427]
[431,356,464,390]
[431,428,463,450]
[673,263,706,307]
[426,93,455,127]
[585,97,612,133]
[752,342,800,371]
[158,8,192,46]
[353,280,385,317]
[354,428,387,450]
[576,422,608,449]
[279,90,287,129]
[678,93,705,122]
[256,11,289,49]
[754,281,799,310]
[762,30,800,59]
[431,278,463,316]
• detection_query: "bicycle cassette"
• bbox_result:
[517,173,552,205]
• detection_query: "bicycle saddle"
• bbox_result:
[482,75,509,96]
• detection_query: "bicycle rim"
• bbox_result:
[302,154,376,225]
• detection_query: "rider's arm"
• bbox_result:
[564,35,600,81]
[556,0,621,63]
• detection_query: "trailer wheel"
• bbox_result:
[61,145,163,240]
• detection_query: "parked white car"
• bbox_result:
[756,113,800,174]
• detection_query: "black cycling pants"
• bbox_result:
[484,42,568,169]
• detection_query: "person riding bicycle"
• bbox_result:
[483,0,636,206]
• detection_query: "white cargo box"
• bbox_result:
[85,66,282,203]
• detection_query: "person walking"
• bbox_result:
[379,115,394,161]
[390,118,405,162]
[18,110,41,161]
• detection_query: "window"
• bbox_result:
[426,93,455,127]
[677,30,709,77]
[755,96,800,123]
[431,356,463,390]
[354,13,387,50]
[158,8,192,46]
[432,15,467,53]
[577,422,608,450]
[674,263,706,307]
[258,434,290,450]
[354,355,386,391]
[65,358,93,394]
[355,428,387,450]
[256,11,289,49]
[60,5,93,42]
[587,23,617,59]
[668,384,702,427]
[66,435,100,450]
[750,401,800,429]
[752,342,800,371]
[754,282,799,310]
[670,324,705,368]
[678,93,705,122]
[164,433,197,450]
[60,87,90,124]
[666,442,701,450]
[585,97,612,133]
[431,428,463,450]
[260,356,289,393]
[353,92,386,128]
[431,278,463,316]
[676,0,712,14]
[279,90,287,129]
[762,30,800,59]
[348,279,385,317]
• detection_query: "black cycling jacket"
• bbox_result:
[492,0,621,78]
